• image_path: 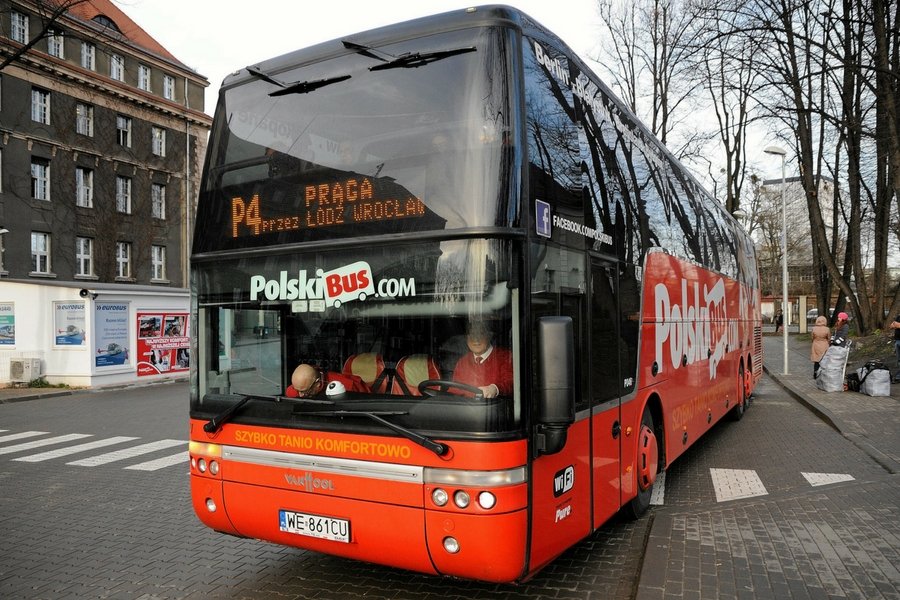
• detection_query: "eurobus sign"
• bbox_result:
[249,261,416,309]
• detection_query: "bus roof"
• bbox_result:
[220,5,528,92]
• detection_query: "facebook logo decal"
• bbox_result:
[535,199,552,238]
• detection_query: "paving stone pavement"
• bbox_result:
[636,334,900,600]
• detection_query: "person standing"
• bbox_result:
[774,310,784,333]
[810,315,831,378]
[891,314,900,377]
[833,312,850,346]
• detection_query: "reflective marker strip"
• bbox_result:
[801,472,855,487]
[710,468,768,502]
[0,433,92,455]
[13,436,138,462]
[67,439,184,466]
[0,431,50,444]
[125,451,188,471]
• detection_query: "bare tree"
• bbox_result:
[594,0,704,155]
[670,0,897,334]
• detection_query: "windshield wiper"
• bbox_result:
[204,393,333,434]
[314,410,450,456]
[342,41,476,71]
[369,47,476,71]
[246,65,351,96]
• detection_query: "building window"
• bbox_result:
[31,88,50,124]
[47,29,64,58]
[116,241,131,279]
[138,65,151,91]
[11,11,29,44]
[163,75,175,100]
[110,53,124,81]
[76,237,93,276]
[31,232,51,274]
[116,115,131,147]
[76,102,93,136]
[151,183,166,219]
[152,245,166,281]
[76,167,93,208]
[152,127,166,157]
[31,158,50,200]
[116,176,131,213]
[81,42,95,70]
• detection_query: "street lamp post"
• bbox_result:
[764,146,789,375]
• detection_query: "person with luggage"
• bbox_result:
[810,315,831,378]
[832,312,850,347]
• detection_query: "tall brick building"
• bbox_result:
[0,0,212,387]
[0,0,211,284]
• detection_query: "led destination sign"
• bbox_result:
[231,175,426,238]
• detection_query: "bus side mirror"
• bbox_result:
[535,316,575,456]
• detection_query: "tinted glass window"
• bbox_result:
[195,27,516,253]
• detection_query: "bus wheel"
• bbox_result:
[730,365,747,421]
[625,407,658,520]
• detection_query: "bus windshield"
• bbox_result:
[192,239,521,437]
[194,26,516,254]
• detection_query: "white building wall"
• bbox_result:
[0,281,188,388]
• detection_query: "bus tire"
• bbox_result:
[729,365,746,421]
[625,407,658,520]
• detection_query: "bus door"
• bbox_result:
[528,267,592,573]
[590,258,623,526]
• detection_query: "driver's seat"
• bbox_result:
[393,354,441,396]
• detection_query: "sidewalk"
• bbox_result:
[0,376,187,404]
[637,334,900,600]
[763,334,900,474]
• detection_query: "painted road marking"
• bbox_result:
[0,433,93,455]
[801,472,855,486]
[650,471,666,505]
[125,451,188,471]
[13,436,139,462]
[67,439,185,466]
[0,431,50,444]
[710,468,768,502]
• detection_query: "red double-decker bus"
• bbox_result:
[189,5,761,583]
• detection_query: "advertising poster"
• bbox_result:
[54,301,86,346]
[94,302,130,367]
[137,311,189,377]
[0,303,14,345]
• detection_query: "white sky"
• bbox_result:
[115,0,604,114]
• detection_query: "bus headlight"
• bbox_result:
[205,498,217,513]
[453,490,470,508]
[432,488,449,506]
[209,460,219,475]
[443,537,460,554]
[477,491,497,510]
[198,458,207,473]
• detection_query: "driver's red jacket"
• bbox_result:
[452,346,513,396]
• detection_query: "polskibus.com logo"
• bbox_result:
[249,261,416,308]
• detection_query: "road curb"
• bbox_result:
[763,365,898,474]
[0,389,74,404]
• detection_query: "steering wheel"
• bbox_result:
[418,379,484,400]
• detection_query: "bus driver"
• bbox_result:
[452,320,513,398]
